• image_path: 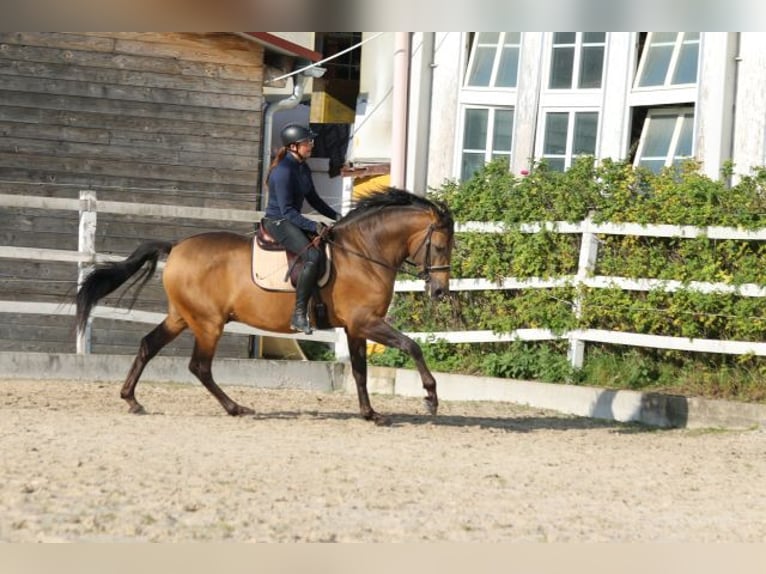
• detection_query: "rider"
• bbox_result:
[262,123,340,334]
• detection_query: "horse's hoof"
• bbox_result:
[128,404,147,415]
[423,398,438,416]
[230,405,255,416]
[373,414,391,426]
[363,411,390,426]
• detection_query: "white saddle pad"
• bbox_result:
[251,236,331,292]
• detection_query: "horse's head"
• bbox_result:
[334,188,455,299]
[408,203,454,300]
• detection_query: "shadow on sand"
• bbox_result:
[249,409,657,433]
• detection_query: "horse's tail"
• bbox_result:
[75,240,174,334]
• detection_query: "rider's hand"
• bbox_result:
[315,221,329,236]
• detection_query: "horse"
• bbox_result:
[75,187,455,425]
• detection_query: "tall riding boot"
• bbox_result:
[291,260,318,334]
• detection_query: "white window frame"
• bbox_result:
[456,32,523,180]
[457,105,515,181]
[634,32,700,90]
[633,106,695,172]
[536,108,600,172]
[546,32,607,92]
[539,34,608,111]
[464,32,522,90]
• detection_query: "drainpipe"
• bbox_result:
[259,74,309,210]
[390,32,410,189]
[728,32,741,187]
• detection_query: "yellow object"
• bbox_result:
[367,342,386,355]
[310,91,356,123]
[353,174,390,199]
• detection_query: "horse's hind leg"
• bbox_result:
[121,317,185,414]
[347,335,388,425]
[188,330,254,416]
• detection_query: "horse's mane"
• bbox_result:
[335,187,453,230]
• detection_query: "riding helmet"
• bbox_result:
[280,123,317,146]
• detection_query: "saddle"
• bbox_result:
[251,223,331,292]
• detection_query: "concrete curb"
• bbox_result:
[0,352,341,393]
[374,369,766,430]
[2,352,765,430]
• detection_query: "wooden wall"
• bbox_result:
[0,32,267,357]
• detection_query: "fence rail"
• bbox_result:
[3,191,766,366]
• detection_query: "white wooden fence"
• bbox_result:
[3,190,766,367]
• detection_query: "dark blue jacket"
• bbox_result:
[265,153,339,233]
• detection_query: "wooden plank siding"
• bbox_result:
[0,32,267,357]
[0,32,264,208]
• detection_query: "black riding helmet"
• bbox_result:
[280,123,317,147]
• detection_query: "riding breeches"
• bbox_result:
[261,218,322,264]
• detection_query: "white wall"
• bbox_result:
[349,32,394,164]
[364,32,766,192]
[731,33,766,180]
[306,157,344,216]
[696,33,738,180]
[598,33,633,162]
[512,33,544,176]
[425,32,462,189]
[406,32,434,194]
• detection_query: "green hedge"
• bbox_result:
[370,158,766,402]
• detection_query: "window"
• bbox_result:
[635,32,699,88]
[465,32,521,88]
[549,32,606,90]
[460,107,514,180]
[634,107,694,173]
[314,32,361,81]
[541,110,599,171]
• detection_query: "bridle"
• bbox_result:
[325,222,451,282]
[403,223,451,281]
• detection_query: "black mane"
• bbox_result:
[336,187,452,229]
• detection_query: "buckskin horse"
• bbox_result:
[75,187,454,424]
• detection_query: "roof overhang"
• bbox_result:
[240,32,322,62]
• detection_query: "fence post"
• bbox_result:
[568,214,598,369]
[76,190,97,354]
[333,327,350,363]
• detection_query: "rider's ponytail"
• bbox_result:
[264,146,288,190]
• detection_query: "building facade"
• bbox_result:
[416,32,766,191]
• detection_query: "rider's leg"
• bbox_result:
[261,218,320,334]
[290,257,318,334]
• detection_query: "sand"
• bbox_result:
[1,378,765,542]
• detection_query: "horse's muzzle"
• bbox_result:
[429,282,449,300]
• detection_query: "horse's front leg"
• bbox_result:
[361,319,438,416]
[346,334,389,425]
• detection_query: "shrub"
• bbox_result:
[368,158,766,402]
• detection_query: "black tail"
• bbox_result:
[75,240,174,334]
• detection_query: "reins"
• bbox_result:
[324,221,450,281]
